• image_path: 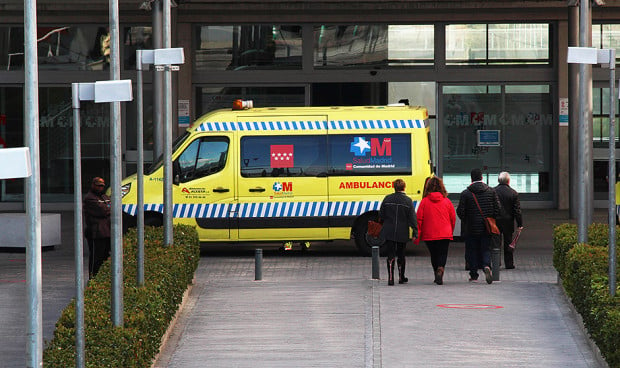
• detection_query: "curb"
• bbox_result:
[151,277,196,368]
[556,277,609,368]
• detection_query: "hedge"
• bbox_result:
[553,223,620,367]
[43,225,200,368]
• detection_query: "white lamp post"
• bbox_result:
[568,46,617,296]
[72,81,133,353]
[135,47,184,284]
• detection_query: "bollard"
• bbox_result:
[491,244,501,282]
[372,246,380,279]
[255,249,263,281]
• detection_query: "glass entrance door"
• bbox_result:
[439,84,553,201]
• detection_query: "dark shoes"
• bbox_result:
[483,266,493,284]
[505,264,515,269]
[434,266,444,285]
[398,259,408,284]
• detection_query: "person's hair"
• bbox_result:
[470,168,483,182]
[393,179,406,192]
[423,176,448,198]
[498,171,510,184]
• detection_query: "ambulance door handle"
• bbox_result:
[249,187,265,192]
[213,187,230,193]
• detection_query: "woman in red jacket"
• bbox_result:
[415,176,456,285]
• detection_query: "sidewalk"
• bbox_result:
[154,209,608,368]
[0,209,610,367]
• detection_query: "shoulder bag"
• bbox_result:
[471,192,500,235]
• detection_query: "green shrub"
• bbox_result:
[43,225,200,368]
[554,222,620,367]
[563,244,609,315]
[553,223,577,276]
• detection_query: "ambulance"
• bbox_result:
[121,101,433,255]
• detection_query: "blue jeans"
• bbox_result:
[465,234,492,278]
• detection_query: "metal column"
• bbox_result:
[163,0,174,245]
[109,0,124,326]
[24,0,43,365]
[71,84,85,368]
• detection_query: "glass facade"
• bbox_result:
[0,20,560,204]
[196,86,305,116]
[592,24,620,63]
[441,84,553,198]
[0,86,110,202]
[314,25,434,68]
[0,25,112,71]
[446,24,550,65]
[195,25,302,71]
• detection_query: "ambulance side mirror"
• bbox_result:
[173,160,180,185]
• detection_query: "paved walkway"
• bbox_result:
[0,209,610,367]
[154,209,608,368]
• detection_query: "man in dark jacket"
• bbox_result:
[495,171,523,269]
[379,179,418,286]
[456,168,500,284]
[83,177,111,279]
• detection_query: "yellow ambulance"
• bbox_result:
[121,101,433,255]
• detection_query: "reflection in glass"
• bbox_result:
[441,84,552,195]
[124,26,153,70]
[0,87,110,201]
[196,86,304,116]
[593,24,620,63]
[195,25,302,71]
[446,24,549,65]
[592,87,620,146]
[0,25,112,71]
[314,25,434,68]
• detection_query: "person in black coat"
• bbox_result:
[83,177,111,279]
[379,179,418,285]
[456,168,500,284]
[494,172,523,269]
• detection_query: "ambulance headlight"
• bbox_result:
[121,183,131,198]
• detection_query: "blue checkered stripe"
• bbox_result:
[122,200,416,219]
[195,119,425,132]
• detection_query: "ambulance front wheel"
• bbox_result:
[354,214,387,257]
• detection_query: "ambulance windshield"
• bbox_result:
[146,131,191,175]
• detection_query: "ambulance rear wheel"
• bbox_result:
[144,213,163,227]
[354,214,386,257]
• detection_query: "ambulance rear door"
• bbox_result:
[236,116,329,241]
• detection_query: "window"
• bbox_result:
[176,137,229,183]
[446,24,550,65]
[593,24,620,64]
[592,87,620,147]
[314,25,434,68]
[328,134,412,176]
[124,26,153,70]
[0,25,113,71]
[441,84,553,196]
[195,25,302,71]
[196,86,305,116]
[241,136,327,178]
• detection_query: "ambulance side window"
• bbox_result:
[176,137,229,183]
[240,135,327,177]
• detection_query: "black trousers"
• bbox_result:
[87,237,111,279]
[386,240,406,263]
[425,239,450,272]
[497,220,515,267]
